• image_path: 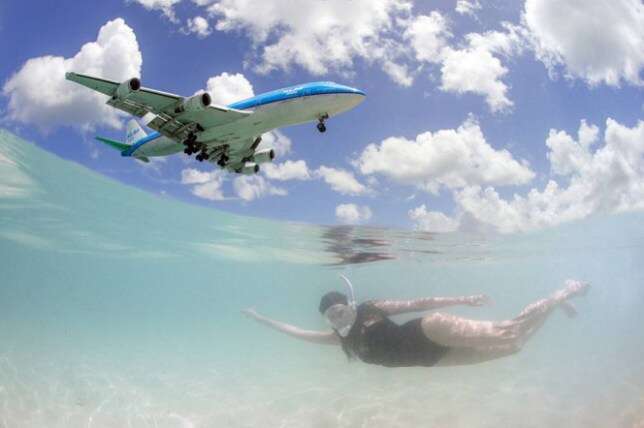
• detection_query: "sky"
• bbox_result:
[1,0,643,232]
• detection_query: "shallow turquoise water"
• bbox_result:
[1,129,643,427]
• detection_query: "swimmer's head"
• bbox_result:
[320,292,356,337]
[319,291,348,314]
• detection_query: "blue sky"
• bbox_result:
[1,0,643,232]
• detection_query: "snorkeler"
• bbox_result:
[242,277,589,367]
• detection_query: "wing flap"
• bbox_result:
[177,106,251,129]
[127,88,181,113]
[65,73,119,96]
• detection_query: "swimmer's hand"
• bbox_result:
[242,308,261,320]
[465,294,492,306]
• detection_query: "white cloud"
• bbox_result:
[408,204,459,233]
[131,1,551,113]
[181,168,226,200]
[336,203,372,224]
[546,119,599,176]
[523,0,644,86]
[354,118,535,194]
[137,156,167,173]
[3,18,142,131]
[316,166,369,196]
[381,61,414,87]
[233,175,287,201]
[439,25,525,112]
[440,47,511,112]
[207,0,412,83]
[185,16,212,38]
[263,160,311,181]
[455,0,482,17]
[181,168,214,184]
[402,12,524,113]
[411,118,644,234]
[193,180,226,201]
[131,0,181,21]
[404,12,451,63]
[204,72,254,105]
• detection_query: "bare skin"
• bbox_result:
[243,280,589,367]
[432,280,589,366]
[242,294,489,346]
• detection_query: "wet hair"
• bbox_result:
[319,291,348,314]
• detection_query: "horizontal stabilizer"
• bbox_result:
[95,136,130,152]
[134,156,150,163]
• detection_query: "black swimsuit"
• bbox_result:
[349,303,449,367]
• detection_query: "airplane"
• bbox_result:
[65,73,365,174]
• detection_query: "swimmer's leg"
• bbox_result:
[510,279,589,346]
[420,313,519,348]
[421,280,589,349]
[435,344,520,367]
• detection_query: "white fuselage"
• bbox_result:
[132,90,365,159]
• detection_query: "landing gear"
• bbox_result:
[182,131,229,166]
[183,132,212,161]
[183,132,199,155]
[217,154,229,168]
[317,114,329,133]
[196,148,211,162]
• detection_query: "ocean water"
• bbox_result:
[1,128,643,427]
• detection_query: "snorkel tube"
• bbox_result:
[326,274,357,338]
[339,274,357,310]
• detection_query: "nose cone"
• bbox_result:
[336,83,366,97]
[332,83,366,110]
[313,81,366,115]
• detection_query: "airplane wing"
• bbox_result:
[65,72,251,143]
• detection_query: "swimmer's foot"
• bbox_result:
[559,301,578,318]
[552,279,590,303]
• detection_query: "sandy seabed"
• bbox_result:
[1,349,643,428]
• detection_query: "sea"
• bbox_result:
[1,129,643,427]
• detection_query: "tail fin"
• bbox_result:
[125,119,147,145]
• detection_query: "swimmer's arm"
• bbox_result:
[242,309,340,345]
[372,295,490,316]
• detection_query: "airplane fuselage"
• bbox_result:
[126,81,365,160]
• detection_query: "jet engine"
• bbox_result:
[177,93,211,113]
[114,77,141,100]
[252,148,275,164]
[241,162,259,175]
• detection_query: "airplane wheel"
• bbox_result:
[196,154,203,162]
[184,148,191,154]
[317,122,326,133]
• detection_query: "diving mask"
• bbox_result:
[324,303,357,337]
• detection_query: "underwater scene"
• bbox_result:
[1,129,643,427]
